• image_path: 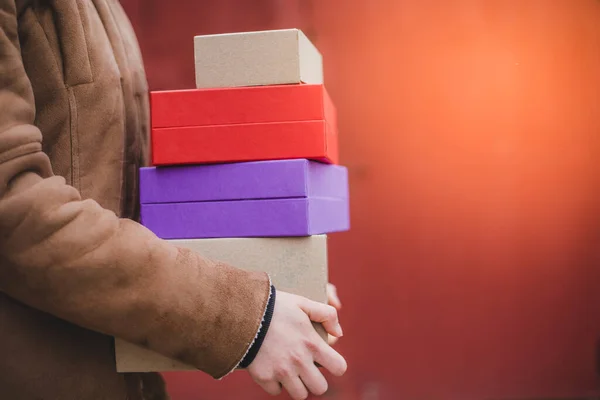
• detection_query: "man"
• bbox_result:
[0,1,347,399]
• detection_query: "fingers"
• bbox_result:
[327,283,342,310]
[300,300,343,337]
[328,333,339,346]
[326,285,342,345]
[312,337,347,377]
[300,364,329,396]
[281,376,309,400]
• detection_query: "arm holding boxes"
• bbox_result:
[0,7,346,398]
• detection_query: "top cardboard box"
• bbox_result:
[194,28,323,88]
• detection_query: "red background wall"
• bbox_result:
[120,1,600,398]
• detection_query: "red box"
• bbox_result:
[151,120,338,166]
[150,84,337,128]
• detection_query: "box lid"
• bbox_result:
[193,28,323,89]
[139,159,348,204]
[150,84,336,129]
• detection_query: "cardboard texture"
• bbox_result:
[139,159,349,204]
[150,84,336,129]
[151,120,338,166]
[140,197,350,239]
[193,29,323,88]
[115,235,329,372]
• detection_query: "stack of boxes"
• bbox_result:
[115,29,350,372]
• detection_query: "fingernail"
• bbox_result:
[337,324,344,336]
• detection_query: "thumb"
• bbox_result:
[300,299,343,338]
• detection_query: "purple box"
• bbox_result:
[139,159,348,204]
[140,197,350,239]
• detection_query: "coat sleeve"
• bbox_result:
[0,0,270,379]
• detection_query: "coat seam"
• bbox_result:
[66,87,80,190]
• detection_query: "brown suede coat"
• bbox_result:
[0,1,272,399]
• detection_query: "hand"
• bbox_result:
[327,283,342,345]
[247,291,347,400]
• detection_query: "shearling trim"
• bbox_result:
[239,283,276,368]
[217,274,273,380]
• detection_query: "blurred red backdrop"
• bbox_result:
[120,1,600,399]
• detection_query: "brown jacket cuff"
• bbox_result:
[146,248,274,379]
[238,284,276,369]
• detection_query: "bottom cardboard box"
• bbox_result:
[115,235,328,372]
